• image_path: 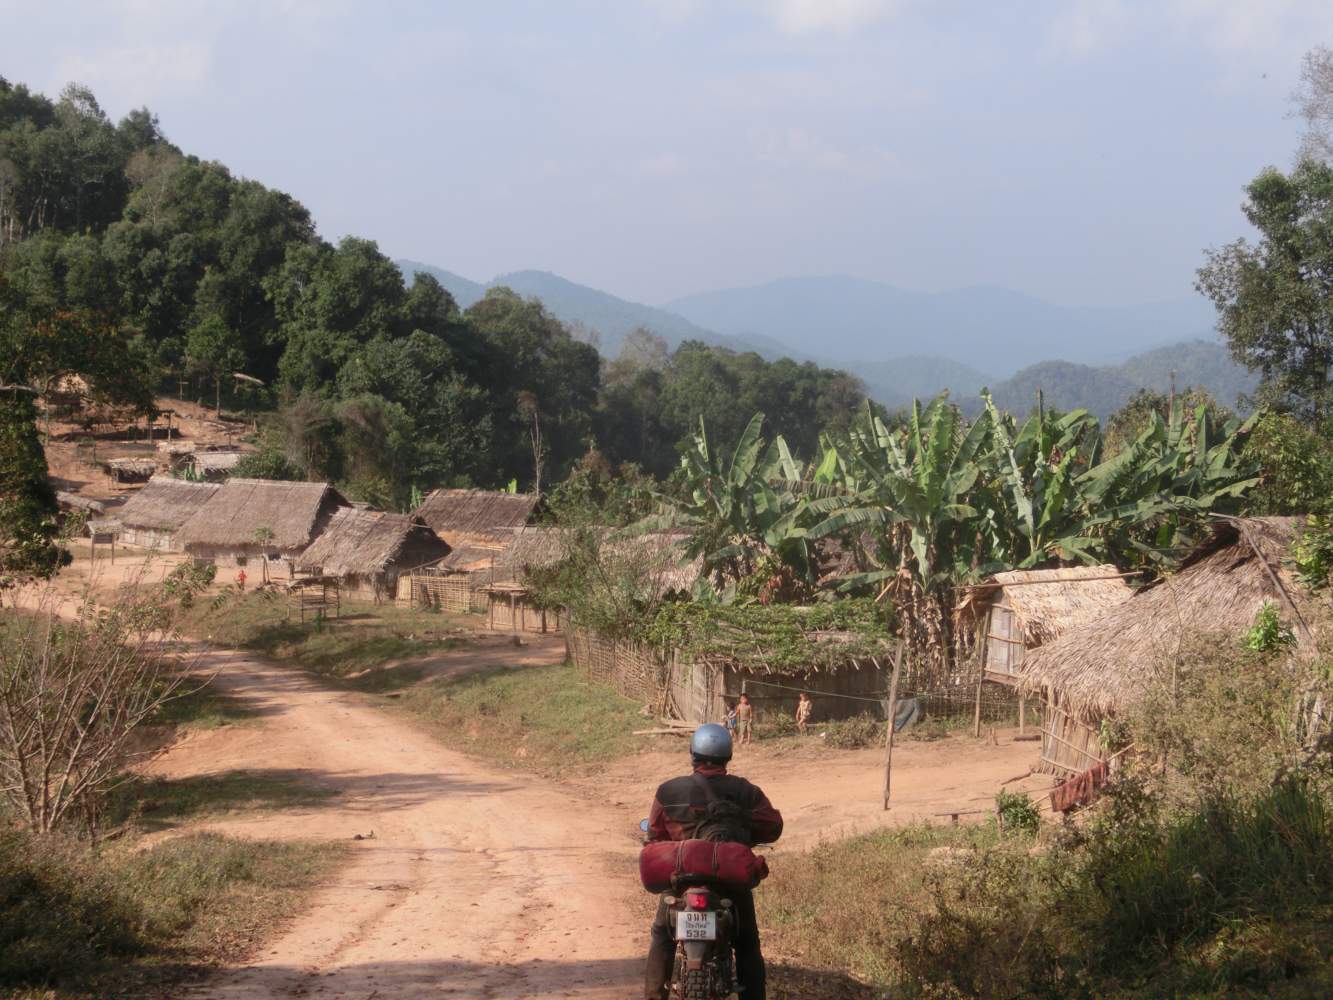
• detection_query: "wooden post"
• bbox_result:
[883,643,905,810]
[1018,695,1026,736]
[972,620,987,738]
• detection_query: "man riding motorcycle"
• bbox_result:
[643,723,783,1000]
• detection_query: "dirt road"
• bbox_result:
[157,646,645,1000]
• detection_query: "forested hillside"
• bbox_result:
[0,78,867,505]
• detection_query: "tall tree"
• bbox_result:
[1197,160,1333,422]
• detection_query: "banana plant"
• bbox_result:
[808,395,989,593]
[638,412,815,588]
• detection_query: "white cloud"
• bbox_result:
[754,126,902,178]
[638,153,690,178]
[1048,0,1333,61]
[762,0,902,35]
[1048,0,1133,59]
[54,41,213,106]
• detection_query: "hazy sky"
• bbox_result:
[4,1,1329,307]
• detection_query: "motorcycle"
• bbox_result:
[640,819,741,999]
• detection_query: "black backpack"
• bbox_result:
[692,772,752,844]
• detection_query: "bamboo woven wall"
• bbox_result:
[567,627,664,705]
[1038,699,1104,775]
[485,592,562,633]
[407,572,477,614]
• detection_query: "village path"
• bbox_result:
[150,641,646,1000]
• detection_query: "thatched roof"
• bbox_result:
[1017,517,1316,719]
[115,477,221,532]
[192,451,243,473]
[176,479,347,553]
[296,508,449,577]
[958,565,1134,645]
[56,492,106,515]
[412,489,539,547]
[105,458,157,476]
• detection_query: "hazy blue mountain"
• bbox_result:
[397,260,760,358]
[397,259,487,308]
[666,275,1218,375]
[984,340,1258,418]
[855,356,989,410]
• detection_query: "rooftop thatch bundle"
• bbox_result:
[114,477,220,532]
[176,479,347,554]
[1017,517,1315,720]
[412,488,539,548]
[56,492,106,515]
[296,508,449,578]
[958,564,1134,646]
[192,451,243,474]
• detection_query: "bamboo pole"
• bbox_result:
[882,643,905,810]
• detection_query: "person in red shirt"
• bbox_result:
[643,723,782,1000]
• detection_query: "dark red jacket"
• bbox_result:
[646,764,783,846]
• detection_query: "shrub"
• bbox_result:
[994,790,1040,836]
[0,829,143,986]
[823,712,884,749]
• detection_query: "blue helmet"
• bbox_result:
[690,723,733,763]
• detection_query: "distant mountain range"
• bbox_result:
[395,259,1254,419]
[397,260,786,358]
[666,275,1219,373]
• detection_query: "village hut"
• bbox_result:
[1016,517,1315,775]
[103,457,157,485]
[56,492,106,517]
[411,488,540,549]
[958,565,1135,685]
[106,477,221,549]
[188,450,244,481]
[404,490,541,612]
[175,479,348,570]
[296,508,450,602]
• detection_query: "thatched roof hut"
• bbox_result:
[176,479,348,563]
[296,508,449,599]
[958,565,1135,684]
[112,477,221,549]
[104,457,157,484]
[1017,517,1316,773]
[411,489,540,549]
[56,492,106,516]
[189,450,244,480]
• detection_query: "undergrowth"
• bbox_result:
[392,660,647,775]
[0,829,342,998]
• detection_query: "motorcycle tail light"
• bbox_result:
[686,892,709,910]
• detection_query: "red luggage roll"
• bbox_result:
[639,839,769,893]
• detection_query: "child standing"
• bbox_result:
[795,691,813,735]
[725,702,738,738]
[735,693,754,745]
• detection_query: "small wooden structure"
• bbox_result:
[105,477,221,550]
[188,450,244,481]
[567,626,892,724]
[1017,517,1316,774]
[103,457,157,485]
[959,565,1134,686]
[411,488,540,548]
[296,508,450,603]
[288,576,341,624]
[175,478,348,568]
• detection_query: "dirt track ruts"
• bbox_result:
[162,645,643,1000]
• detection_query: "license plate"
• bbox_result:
[676,910,717,941]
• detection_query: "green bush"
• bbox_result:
[822,712,884,749]
[0,830,143,986]
[994,790,1040,836]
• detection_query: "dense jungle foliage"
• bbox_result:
[0,78,866,511]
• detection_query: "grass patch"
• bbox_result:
[0,828,343,999]
[155,680,258,731]
[181,591,466,691]
[763,822,1000,988]
[393,660,646,775]
[105,771,339,832]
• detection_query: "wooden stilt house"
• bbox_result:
[1017,517,1317,775]
[296,508,450,603]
